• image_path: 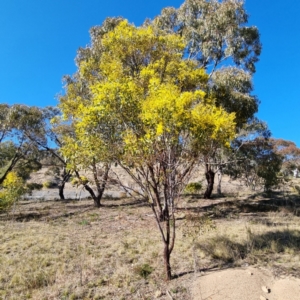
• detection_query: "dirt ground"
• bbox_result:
[191,266,300,300]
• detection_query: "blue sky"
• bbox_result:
[1,0,299,146]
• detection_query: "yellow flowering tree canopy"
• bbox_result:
[0,171,25,212]
[58,18,236,281]
[59,20,235,166]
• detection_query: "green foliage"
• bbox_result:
[184,182,202,194]
[42,181,57,189]
[71,176,89,187]
[153,0,262,199]
[0,105,47,185]
[226,137,283,191]
[153,0,261,129]
[0,172,26,212]
[271,138,300,175]
[26,182,43,191]
[134,264,154,279]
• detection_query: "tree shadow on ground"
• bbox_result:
[173,264,228,279]
[0,197,150,222]
[182,191,300,218]
[104,197,149,208]
[195,229,300,277]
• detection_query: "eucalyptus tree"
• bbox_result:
[13,105,74,200]
[0,104,42,185]
[270,139,300,176]
[0,104,73,200]
[223,120,283,191]
[226,137,282,191]
[153,0,262,198]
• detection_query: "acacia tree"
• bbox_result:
[56,18,128,207]
[60,20,236,280]
[153,0,262,198]
[58,77,114,207]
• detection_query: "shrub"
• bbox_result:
[42,181,57,189]
[26,182,43,191]
[0,172,26,212]
[134,264,154,279]
[184,182,202,194]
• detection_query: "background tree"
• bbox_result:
[0,104,42,185]
[6,105,75,200]
[153,0,262,198]
[224,122,283,191]
[271,138,300,176]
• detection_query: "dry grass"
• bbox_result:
[0,189,300,299]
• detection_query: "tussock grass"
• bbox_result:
[0,194,300,299]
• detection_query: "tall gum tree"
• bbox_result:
[153,0,262,198]
[59,20,236,280]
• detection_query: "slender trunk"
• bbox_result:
[58,183,65,200]
[58,169,72,200]
[204,169,215,199]
[86,184,102,208]
[163,202,172,280]
[151,200,175,281]
[217,168,222,196]
[164,242,172,281]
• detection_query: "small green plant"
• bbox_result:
[42,181,57,189]
[78,219,90,226]
[184,182,202,194]
[134,264,154,279]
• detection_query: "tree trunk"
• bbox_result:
[85,184,102,208]
[164,243,172,281]
[151,201,175,281]
[75,170,102,207]
[0,154,20,185]
[204,169,215,199]
[58,169,72,200]
[93,195,102,208]
[58,183,65,200]
[217,168,222,196]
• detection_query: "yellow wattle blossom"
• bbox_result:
[59,20,236,164]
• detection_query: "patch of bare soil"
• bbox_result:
[191,267,300,300]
